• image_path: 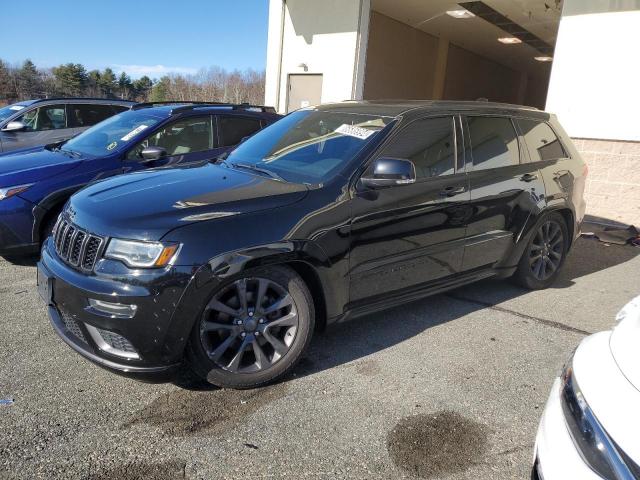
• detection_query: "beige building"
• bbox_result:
[265,0,640,226]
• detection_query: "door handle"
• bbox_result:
[439,185,466,197]
[520,173,538,182]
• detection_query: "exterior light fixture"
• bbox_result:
[446,8,475,19]
[498,37,522,44]
[534,56,553,62]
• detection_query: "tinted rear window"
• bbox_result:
[517,119,567,162]
[69,104,116,127]
[467,116,519,170]
[218,116,262,147]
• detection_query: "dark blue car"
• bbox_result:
[0,102,281,256]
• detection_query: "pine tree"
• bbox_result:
[18,59,41,99]
[117,72,132,100]
[148,76,170,102]
[98,68,117,97]
[0,59,16,102]
[52,63,88,96]
[132,76,153,101]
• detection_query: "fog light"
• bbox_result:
[87,298,137,319]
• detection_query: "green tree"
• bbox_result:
[117,71,132,100]
[98,68,117,97]
[132,75,153,101]
[148,76,170,102]
[52,63,88,96]
[0,59,16,102]
[87,70,101,96]
[18,59,41,99]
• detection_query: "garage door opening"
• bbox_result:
[363,0,561,109]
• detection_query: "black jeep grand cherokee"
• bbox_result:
[38,101,586,389]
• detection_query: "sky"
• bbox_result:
[0,0,269,78]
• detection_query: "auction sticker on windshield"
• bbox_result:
[9,105,25,111]
[121,125,149,141]
[335,124,376,140]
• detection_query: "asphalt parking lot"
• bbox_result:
[1,237,638,480]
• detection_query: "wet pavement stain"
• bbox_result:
[87,461,186,480]
[123,383,288,436]
[387,411,490,478]
[354,358,381,377]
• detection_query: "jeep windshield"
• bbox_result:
[61,110,165,157]
[224,109,393,184]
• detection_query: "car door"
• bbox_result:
[124,115,217,171]
[1,104,70,152]
[348,115,470,304]
[461,115,545,271]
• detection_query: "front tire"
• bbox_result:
[186,265,314,389]
[513,212,569,290]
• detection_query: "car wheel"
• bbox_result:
[513,212,569,290]
[186,265,314,389]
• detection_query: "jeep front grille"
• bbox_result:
[53,217,104,271]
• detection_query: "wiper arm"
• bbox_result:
[230,162,285,182]
[60,148,82,158]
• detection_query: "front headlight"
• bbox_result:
[104,238,180,268]
[0,183,33,201]
[561,361,637,479]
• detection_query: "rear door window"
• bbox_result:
[218,116,262,147]
[68,104,117,127]
[517,119,567,162]
[17,105,67,131]
[466,116,520,170]
[378,116,456,179]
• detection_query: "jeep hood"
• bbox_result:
[610,295,640,391]
[67,163,308,240]
[0,148,81,188]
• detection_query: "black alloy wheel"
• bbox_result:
[529,220,564,281]
[513,212,568,290]
[187,266,314,389]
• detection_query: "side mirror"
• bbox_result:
[360,157,416,189]
[140,146,167,162]
[1,121,26,133]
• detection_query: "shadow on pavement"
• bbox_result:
[291,237,638,380]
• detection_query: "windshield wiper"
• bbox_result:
[211,151,229,164]
[230,162,286,182]
[59,148,82,158]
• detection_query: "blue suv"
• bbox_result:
[0,102,281,257]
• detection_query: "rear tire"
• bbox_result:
[512,212,569,290]
[186,265,314,389]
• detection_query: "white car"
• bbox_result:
[534,295,640,479]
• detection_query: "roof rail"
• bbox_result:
[132,101,276,113]
[27,97,136,104]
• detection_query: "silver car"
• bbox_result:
[0,98,134,154]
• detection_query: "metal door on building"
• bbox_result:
[286,74,323,113]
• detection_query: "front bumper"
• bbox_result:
[39,237,199,381]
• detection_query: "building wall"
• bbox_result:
[442,44,521,104]
[574,139,640,226]
[547,2,640,141]
[363,11,439,99]
[265,0,368,112]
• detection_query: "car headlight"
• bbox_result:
[560,361,638,479]
[0,183,33,201]
[104,238,180,268]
